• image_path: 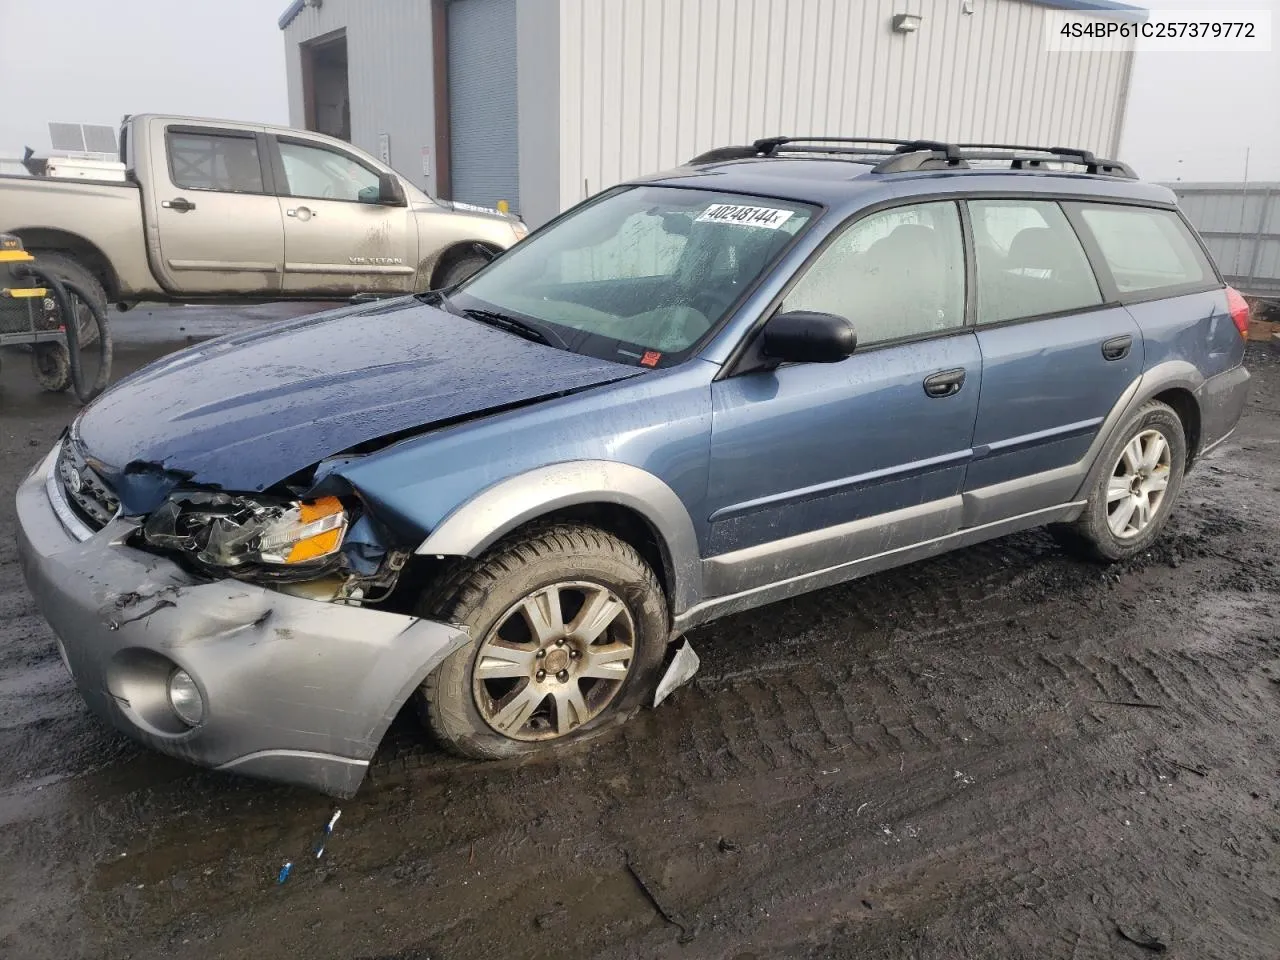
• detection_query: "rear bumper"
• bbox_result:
[15,444,466,797]
[1197,363,1251,457]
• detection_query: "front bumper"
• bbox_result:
[15,444,466,797]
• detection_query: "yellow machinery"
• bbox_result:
[0,233,111,400]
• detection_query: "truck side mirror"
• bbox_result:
[372,172,406,206]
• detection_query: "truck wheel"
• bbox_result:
[28,253,108,392]
[417,524,668,759]
[1050,400,1187,562]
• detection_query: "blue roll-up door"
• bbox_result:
[448,0,519,212]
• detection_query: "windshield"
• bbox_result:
[450,185,817,366]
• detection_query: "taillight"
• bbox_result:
[1225,286,1251,339]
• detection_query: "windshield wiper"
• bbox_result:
[462,308,568,349]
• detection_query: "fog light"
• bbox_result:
[167,669,204,726]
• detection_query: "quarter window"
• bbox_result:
[783,201,966,346]
[167,131,265,194]
[1074,204,1215,294]
[277,140,382,202]
[969,199,1102,324]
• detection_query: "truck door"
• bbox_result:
[269,136,419,296]
[150,124,285,294]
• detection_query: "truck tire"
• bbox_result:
[416,523,668,759]
[28,253,108,392]
[1050,400,1187,562]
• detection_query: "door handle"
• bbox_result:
[1101,335,1132,361]
[923,367,966,398]
[286,207,317,220]
[161,197,196,212]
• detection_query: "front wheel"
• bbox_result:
[1051,400,1187,561]
[417,524,669,759]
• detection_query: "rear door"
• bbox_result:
[269,136,419,296]
[961,198,1143,525]
[150,124,285,294]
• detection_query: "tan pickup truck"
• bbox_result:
[0,114,527,309]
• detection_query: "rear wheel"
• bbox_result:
[417,524,668,759]
[1051,400,1186,561]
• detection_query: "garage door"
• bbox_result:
[448,0,519,212]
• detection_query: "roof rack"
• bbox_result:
[686,136,1137,179]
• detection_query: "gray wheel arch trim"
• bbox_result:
[1072,360,1204,501]
[415,461,704,616]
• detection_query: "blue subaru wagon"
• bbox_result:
[17,137,1251,796]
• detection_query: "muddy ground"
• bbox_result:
[1,312,1277,960]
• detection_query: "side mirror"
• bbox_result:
[761,310,857,364]
[369,172,406,206]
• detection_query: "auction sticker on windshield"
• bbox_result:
[696,203,795,229]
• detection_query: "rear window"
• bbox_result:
[167,130,265,194]
[1073,204,1216,295]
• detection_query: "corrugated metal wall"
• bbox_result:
[1172,183,1280,297]
[448,0,521,210]
[283,0,438,195]
[557,0,1133,206]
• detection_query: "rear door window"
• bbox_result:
[969,199,1102,324]
[783,201,966,345]
[167,130,265,194]
[1072,203,1216,295]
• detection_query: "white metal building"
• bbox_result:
[279,0,1138,227]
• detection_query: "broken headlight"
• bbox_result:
[141,491,348,570]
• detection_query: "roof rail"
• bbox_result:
[686,135,1137,179]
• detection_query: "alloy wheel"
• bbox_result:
[1106,428,1172,539]
[472,581,636,741]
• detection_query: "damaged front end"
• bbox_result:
[133,484,413,605]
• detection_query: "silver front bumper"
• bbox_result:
[15,444,466,797]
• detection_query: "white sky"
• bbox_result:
[0,0,1276,184]
[1118,0,1280,182]
[0,0,288,157]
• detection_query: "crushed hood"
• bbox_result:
[74,298,637,504]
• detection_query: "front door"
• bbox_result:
[705,200,981,598]
[271,136,419,296]
[962,198,1144,524]
[150,124,285,295]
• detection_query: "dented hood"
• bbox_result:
[75,298,637,498]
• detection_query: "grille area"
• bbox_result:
[55,441,119,531]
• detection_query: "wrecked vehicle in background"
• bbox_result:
[16,135,1250,796]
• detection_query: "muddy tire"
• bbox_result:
[1051,400,1187,562]
[27,253,108,393]
[417,524,668,760]
[436,252,489,289]
[31,343,71,392]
